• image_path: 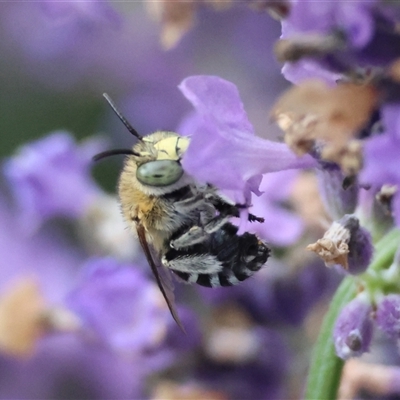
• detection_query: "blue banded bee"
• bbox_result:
[94,94,270,328]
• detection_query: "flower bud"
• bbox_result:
[333,294,373,359]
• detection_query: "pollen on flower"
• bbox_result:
[321,139,363,176]
[274,111,318,156]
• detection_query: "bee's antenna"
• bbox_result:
[93,149,140,162]
[103,93,143,140]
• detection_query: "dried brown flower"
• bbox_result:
[272,80,378,173]
[146,0,197,49]
[146,0,232,49]
[306,220,351,269]
[0,277,45,356]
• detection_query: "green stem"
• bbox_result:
[304,229,400,400]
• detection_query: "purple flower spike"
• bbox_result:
[376,294,400,339]
[360,104,400,226]
[3,132,102,232]
[67,258,171,356]
[333,294,374,359]
[179,76,317,205]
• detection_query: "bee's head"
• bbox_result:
[94,94,191,192]
[134,132,190,187]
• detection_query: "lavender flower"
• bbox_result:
[66,257,172,356]
[333,294,374,359]
[0,194,81,304]
[179,75,317,206]
[3,132,102,232]
[0,335,144,399]
[360,103,400,227]
[279,1,400,79]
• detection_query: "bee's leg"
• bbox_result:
[169,225,207,249]
[170,213,230,250]
[162,251,223,276]
[247,213,265,223]
[212,201,265,223]
[174,194,207,212]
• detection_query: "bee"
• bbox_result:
[94,94,270,329]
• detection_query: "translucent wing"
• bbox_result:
[136,223,185,332]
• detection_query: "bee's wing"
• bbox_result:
[136,223,185,332]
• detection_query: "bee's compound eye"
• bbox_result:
[136,160,183,186]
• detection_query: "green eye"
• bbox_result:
[136,160,183,186]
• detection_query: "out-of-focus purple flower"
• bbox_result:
[198,327,288,400]
[3,131,102,232]
[279,1,400,80]
[282,1,376,48]
[316,163,358,220]
[246,170,304,247]
[360,103,400,226]
[162,306,201,353]
[67,257,172,356]
[0,194,81,304]
[2,2,119,70]
[198,259,337,326]
[282,59,342,86]
[178,75,317,206]
[376,294,400,339]
[0,334,143,399]
[333,294,374,359]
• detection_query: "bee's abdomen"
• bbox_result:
[166,223,270,288]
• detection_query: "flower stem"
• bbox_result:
[304,229,400,400]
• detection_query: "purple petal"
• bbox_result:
[3,132,102,232]
[179,76,317,199]
[282,59,342,86]
[67,258,171,355]
[246,171,304,246]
